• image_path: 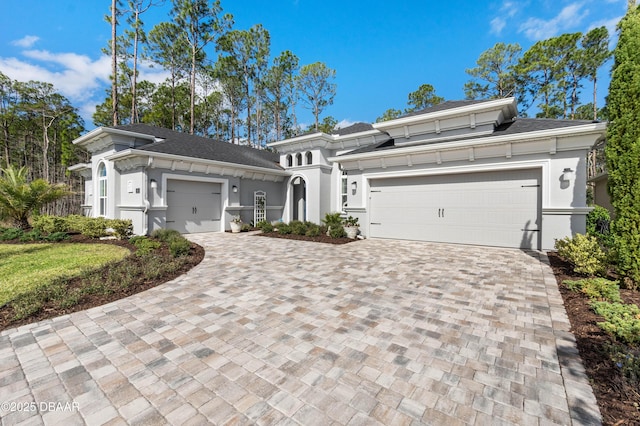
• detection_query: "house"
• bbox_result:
[70,97,606,250]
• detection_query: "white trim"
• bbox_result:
[161,173,229,233]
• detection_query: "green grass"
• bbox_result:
[0,243,130,306]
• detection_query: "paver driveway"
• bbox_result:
[1,233,600,425]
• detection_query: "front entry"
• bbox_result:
[291,177,306,221]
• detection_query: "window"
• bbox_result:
[98,163,107,216]
[296,153,302,166]
[305,151,313,165]
[341,171,348,211]
[286,154,292,167]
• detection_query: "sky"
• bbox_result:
[0,0,631,133]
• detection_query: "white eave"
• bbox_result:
[329,121,607,163]
[67,163,91,172]
[73,127,157,147]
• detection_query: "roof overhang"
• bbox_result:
[73,127,158,153]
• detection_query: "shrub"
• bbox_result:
[586,205,613,247]
[80,217,109,238]
[606,344,640,384]
[130,236,162,256]
[592,301,640,344]
[329,224,346,238]
[289,220,307,235]
[563,278,622,303]
[555,233,607,276]
[343,215,359,227]
[109,219,133,240]
[64,215,87,233]
[150,228,182,243]
[241,223,252,232]
[45,232,69,242]
[256,221,274,233]
[32,215,67,234]
[322,212,343,228]
[305,224,322,237]
[169,236,191,257]
[0,228,24,241]
[19,229,43,242]
[277,223,292,235]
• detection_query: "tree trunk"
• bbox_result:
[593,76,598,120]
[190,44,196,135]
[131,10,140,124]
[111,0,119,126]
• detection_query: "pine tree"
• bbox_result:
[605,3,640,285]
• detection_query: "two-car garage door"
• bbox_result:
[369,169,541,249]
[166,180,221,233]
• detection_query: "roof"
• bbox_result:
[111,124,282,171]
[402,100,489,118]
[341,117,602,156]
[331,122,374,136]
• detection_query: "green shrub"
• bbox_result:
[150,228,182,243]
[586,205,613,247]
[64,215,88,233]
[0,228,24,241]
[19,229,43,242]
[592,301,640,344]
[305,224,322,237]
[241,223,252,232]
[563,278,622,303]
[32,215,67,234]
[109,219,133,240]
[606,344,640,384]
[277,223,292,235]
[45,232,69,242]
[329,224,346,238]
[343,215,359,227]
[257,221,274,233]
[555,233,607,276]
[289,220,307,235]
[80,217,109,238]
[130,236,162,256]
[322,212,343,228]
[169,236,191,257]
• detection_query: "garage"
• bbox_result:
[368,169,541,249]
[166,180,222,233]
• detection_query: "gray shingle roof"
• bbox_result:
[112,124,282,171]
[331,122,374,136]
[340,117,600,157]
[401,100,488,118]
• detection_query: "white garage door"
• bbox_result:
[369,169,541,249]
[166,180,221,233]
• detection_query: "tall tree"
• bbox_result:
[406,84,444,112]
[262,50,299,141]
[109,0,122,126]
[146,22,189,130]
[170,0,232,134]
[296,62,337,131]
[605,3,640,284]
[581,27,611,120]
[218,24,270,146]
[464,42,521,100]
[215,58,245,143]
[376,108,402,122]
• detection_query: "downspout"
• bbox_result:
[141,157,152,235]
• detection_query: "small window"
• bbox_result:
[286,154,292,167]
[98,163,107,216]
[341,171,348,211]
[305,151,313,165]
[296,153,302,166]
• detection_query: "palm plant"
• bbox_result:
[0,165,71,230]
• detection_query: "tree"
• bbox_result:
[109,0,122,126]
[0,165,71,229]
[307,116,337,133]
[296,62,337,132]
[581,27,611,120]
[605,3,640,284]
[170,0,232,134]
[464,43,522,100]
[406,84,444,112]
[215,57,245,143]
[376,108,402,122]
[262,50,299,141]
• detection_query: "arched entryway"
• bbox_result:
[291,176,306,221]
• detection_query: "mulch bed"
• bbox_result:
[256,231,356,244]
[547,252,640,425]
[0,236,204,331]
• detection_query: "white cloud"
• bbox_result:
[519,2,590,40]
[336,119,356,129]
[490,17,507,35]
[10,35,40,48]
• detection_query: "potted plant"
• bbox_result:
[230,215,242,233]
[343,215,359,239]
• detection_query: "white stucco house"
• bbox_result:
[70,97,606,250]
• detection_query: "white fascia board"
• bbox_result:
[372,98,517,130]
[106,149,291,177]
[73,127,157,147]
[329,122,607,163]
[67,163,91,171]
[267,132,333,148]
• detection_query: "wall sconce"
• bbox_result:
[351,181,357,195]
[232,185,238,193]
[562,168,574,181]
[149,179,157,189]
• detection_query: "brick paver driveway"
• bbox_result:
[1,233,600,425]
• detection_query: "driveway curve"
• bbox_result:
[0,233,600,425]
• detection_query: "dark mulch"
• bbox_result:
[547,252,640,425]
[256,231,356,244]
[0,236,204,331]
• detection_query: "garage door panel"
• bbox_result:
[166,180,222,234]
[369,170,540,249]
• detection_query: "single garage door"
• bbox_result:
[369,169,541,249]
[166,180,221,233]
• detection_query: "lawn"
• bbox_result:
[0,243,130,307]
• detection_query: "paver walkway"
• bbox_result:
[1,233,600,425]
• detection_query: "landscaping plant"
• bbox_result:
[554,233,607,276]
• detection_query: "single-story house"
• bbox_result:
[70,97,606,250]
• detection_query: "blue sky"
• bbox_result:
[0,0,629,131]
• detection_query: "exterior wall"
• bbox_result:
[117,169,146,235]
[591,174,614,216]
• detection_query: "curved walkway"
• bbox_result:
[1,233,600,425]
